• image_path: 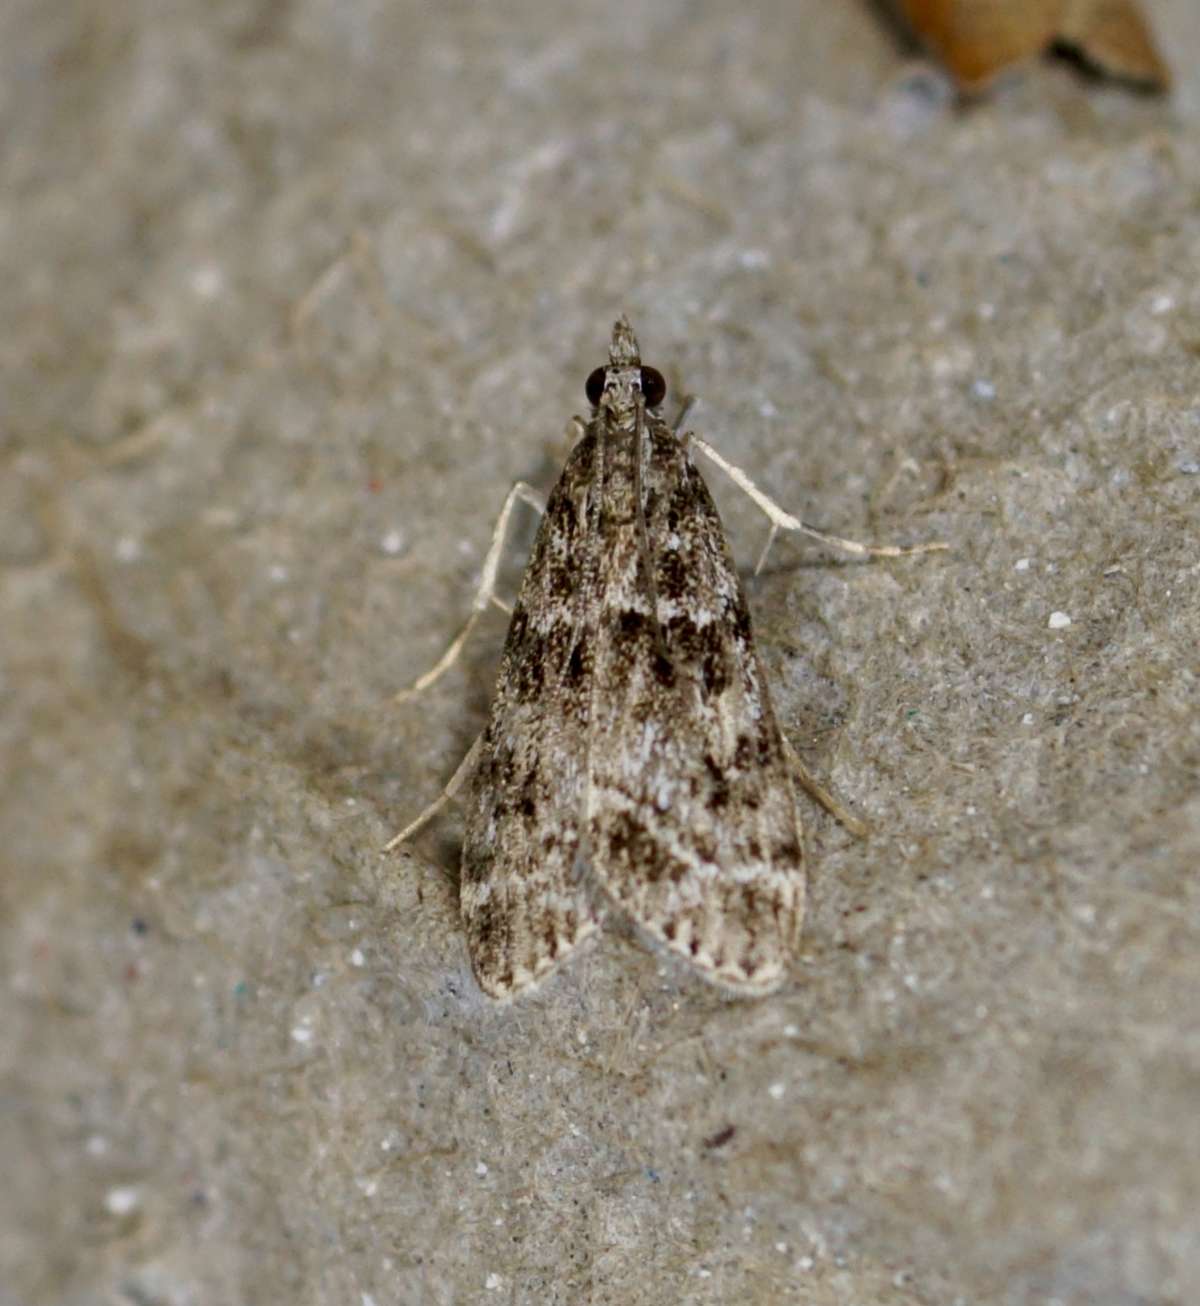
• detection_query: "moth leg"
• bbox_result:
[690,437,948,575]
[393,481,546,704]
[382,733,483,853]
[783,738,868,839]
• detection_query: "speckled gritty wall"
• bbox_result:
[3,2,1198,1303]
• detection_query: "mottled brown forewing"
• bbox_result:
[582,416,805,995]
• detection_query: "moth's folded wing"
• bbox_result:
[460,439,601,1000]
[587,456,804,994]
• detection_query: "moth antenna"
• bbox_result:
[633,394,671,669]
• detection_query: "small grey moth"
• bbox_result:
[389,317,943,1000]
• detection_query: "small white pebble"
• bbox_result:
[1014,557,1031,572]
[86,1134,109,1157]
[380,529,405,556]
[105,1185,141,1216]
[1022,712,1034,726]
[485,1272,503,1290]
[475,1161,489,1177]
[349,948,366,967]
[191,264,225,299]
[1151,293,1175,315]
[768,1082,785,1101]
[797,1256,814,1271]
[697,1269,712,1279]
[783,1024,799,1038]
[114,535,141,563]
[1048,611,1072,630]
[268,563,289,583]
[291,1025,313,1044]
[971,378,996,401]
[775,1241,788,1253]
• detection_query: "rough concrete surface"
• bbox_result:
[3,1,1199,1303]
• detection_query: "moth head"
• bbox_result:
[584,364,667,411]
[586,316,667,416]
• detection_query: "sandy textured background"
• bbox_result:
[4,2,1199,1303]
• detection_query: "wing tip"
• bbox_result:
[635,908,801,998]
[470,918,602,1002]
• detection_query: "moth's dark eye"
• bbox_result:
[585,366,607,407]
[640,367,667,408]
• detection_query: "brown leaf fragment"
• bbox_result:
[896,0,1057,87]
[1056,0,1171,88]
[894,0,1170,92]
